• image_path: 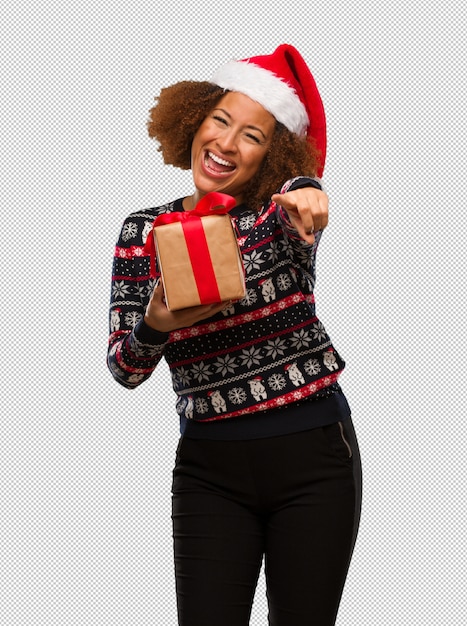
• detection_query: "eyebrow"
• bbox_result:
[213,108,268,140]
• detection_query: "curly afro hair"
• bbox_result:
[147,81,321,210]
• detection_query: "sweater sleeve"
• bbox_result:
[107,214,170,389]
[274,176,325,268]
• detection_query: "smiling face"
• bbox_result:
[190,91,276,206]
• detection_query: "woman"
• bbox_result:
[108,44,362,626]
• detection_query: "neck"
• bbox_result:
[182,195,194,211]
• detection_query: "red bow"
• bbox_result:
[144,192,237,281]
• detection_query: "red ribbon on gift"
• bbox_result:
[144,192,237,304]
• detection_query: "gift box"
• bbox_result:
[146,193,246,311]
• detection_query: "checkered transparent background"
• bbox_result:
[1,1,466,624]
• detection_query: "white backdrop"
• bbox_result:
[1,1,466,624]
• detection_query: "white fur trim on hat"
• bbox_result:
[211,60,309,136]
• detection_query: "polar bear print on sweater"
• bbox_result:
[110,308,121,332]
[285,363,305,386]
[221,303,236,316]
[142,220,154,244]
[259,277,276,302]
[248,377,267,401]
[323,349,339,371]
[208,390,227,413]
[185,396,194,420]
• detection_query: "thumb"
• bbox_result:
[150,278,164,301]
[271,193,287,207]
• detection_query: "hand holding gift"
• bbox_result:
[143,192,245,328]
[144,279,231,333]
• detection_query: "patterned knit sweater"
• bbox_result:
[107,177,346,426]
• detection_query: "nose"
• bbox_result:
[216,128,238,153]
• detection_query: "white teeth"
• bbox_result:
[208,151,234,167]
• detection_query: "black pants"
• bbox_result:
[172,419,362,626]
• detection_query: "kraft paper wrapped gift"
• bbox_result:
[145,192,246,311]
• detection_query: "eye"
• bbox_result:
[245,133,261,144]
[213,115,228,125]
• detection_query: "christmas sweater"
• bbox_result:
[107,177,346,425]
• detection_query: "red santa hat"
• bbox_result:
[211,44,326,176]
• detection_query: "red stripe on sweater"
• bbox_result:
[168,293,312,344]
[198,373,342,422]
[114,245,149,259]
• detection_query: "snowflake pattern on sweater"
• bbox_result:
[108,177,345,422]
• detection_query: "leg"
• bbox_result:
[172,438,265,626]
[263,422,361,626]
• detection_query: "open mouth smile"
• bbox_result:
[203,151,236,175]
